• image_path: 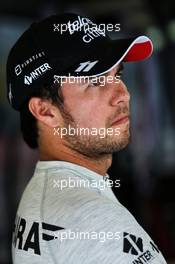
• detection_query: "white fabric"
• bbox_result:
[12,160,167,264]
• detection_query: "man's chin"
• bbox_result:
[96,135,130,155]
[113,139,129,153]
[110,132,130,153]
[116,138,130,152]
[63,129,130,157]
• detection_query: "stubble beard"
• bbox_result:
[59,106,130,158]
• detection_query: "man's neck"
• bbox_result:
[39,143,112,176]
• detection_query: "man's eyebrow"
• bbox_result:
[102,62,124,77]
[88,62,124,82]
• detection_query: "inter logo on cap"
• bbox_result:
[24,63,52,85]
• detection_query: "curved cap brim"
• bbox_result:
[122,35,153,62]
[66,35,153,78]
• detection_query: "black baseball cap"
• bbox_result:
[6,13,153,111]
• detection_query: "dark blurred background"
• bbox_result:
[0,0,175,263]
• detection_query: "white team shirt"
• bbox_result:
[12,160,167,263]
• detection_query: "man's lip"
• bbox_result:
[111,115,129,126]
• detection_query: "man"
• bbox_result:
[7,13,167,263]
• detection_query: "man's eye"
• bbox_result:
[88,82,96,87]
[88,79,100,87]
[115,70,123,77]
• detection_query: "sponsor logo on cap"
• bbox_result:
[24,63,52,85]
[14,51,45,76]
[66,16,105,43]
[67,16,94,34]
[75,60,99,72]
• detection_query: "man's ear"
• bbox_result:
[28,97,62,127]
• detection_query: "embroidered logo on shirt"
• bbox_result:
[123,232,155,263]
[12,215,64,255]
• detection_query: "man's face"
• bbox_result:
[57,63,130,157]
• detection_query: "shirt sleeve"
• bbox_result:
[42,185,167,264]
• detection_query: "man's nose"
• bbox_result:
[109,81,130,106]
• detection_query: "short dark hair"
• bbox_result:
[20,83,63,149]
